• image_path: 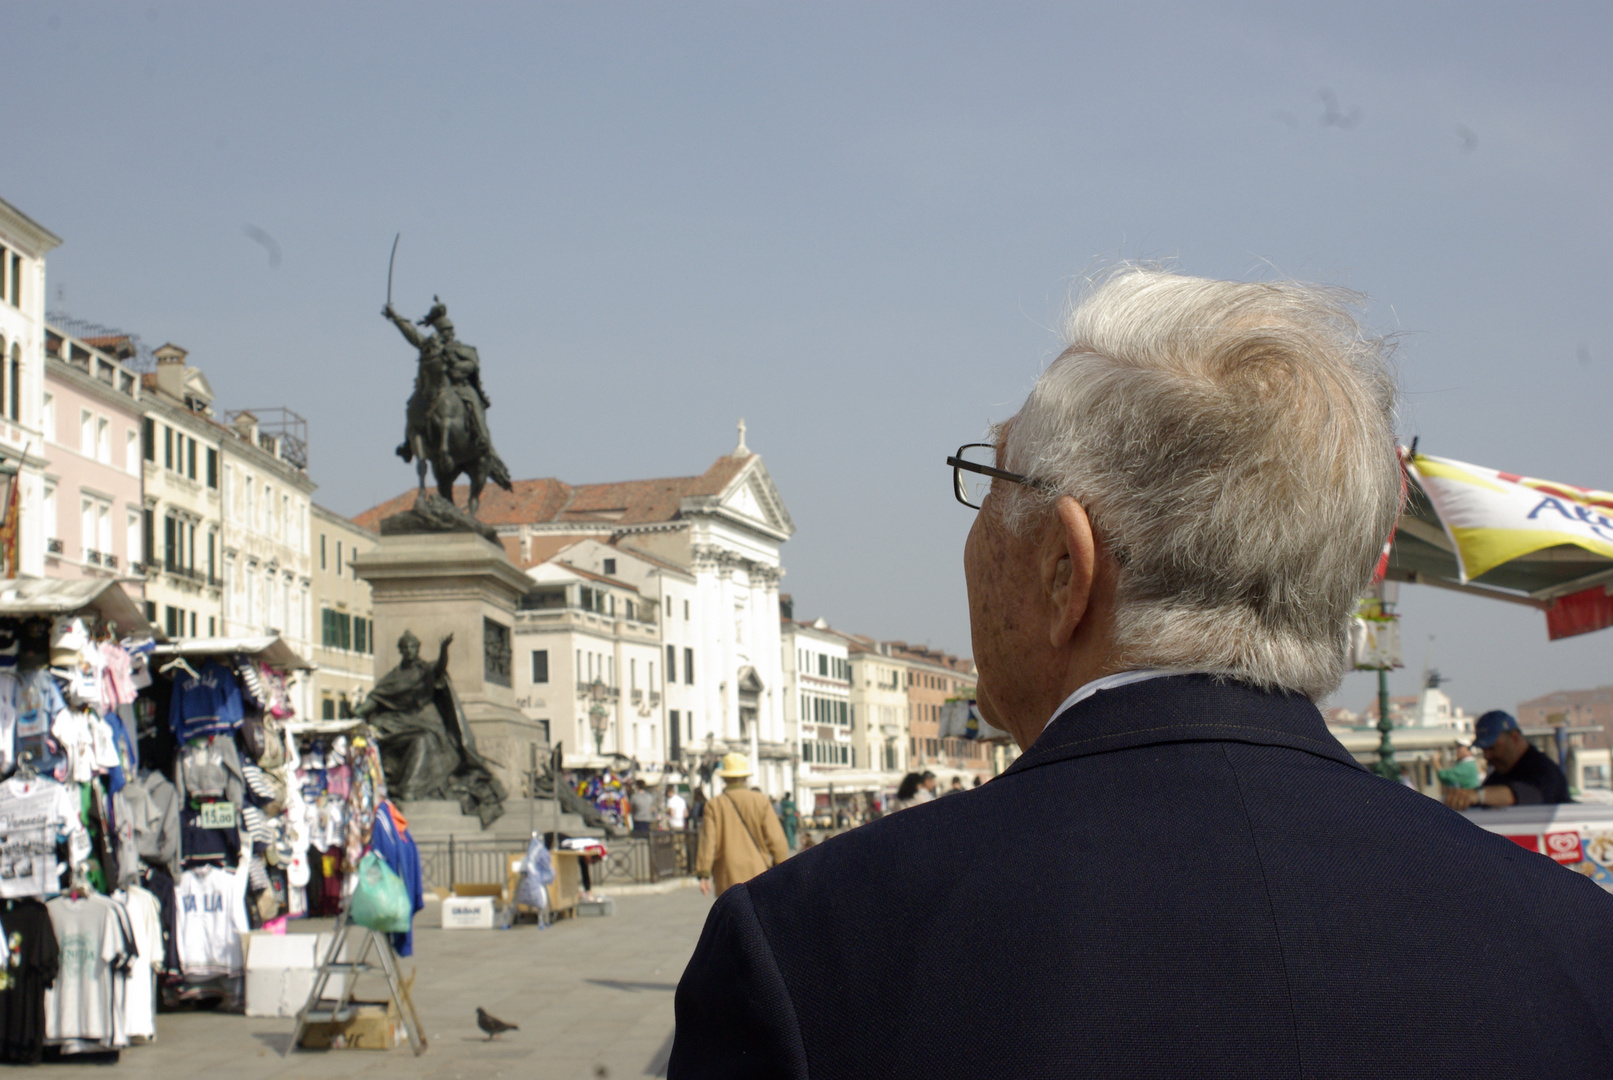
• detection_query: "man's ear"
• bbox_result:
[1044,496,1098,648]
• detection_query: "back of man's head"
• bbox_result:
[1002,267,1400,701]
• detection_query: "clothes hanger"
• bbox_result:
[159,654,199,679]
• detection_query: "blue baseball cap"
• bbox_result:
[1472,710,1520,749]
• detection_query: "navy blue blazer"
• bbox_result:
[671,676,1613,1078]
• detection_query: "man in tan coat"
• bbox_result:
[695,753,790,896]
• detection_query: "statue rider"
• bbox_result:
[382,298,497,464]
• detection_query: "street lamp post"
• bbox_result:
[587,678,611,755]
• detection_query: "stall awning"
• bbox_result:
[152,634,315,671]
[798,769,901,792]
[1389,453,1613,640]
[0,578,150,635]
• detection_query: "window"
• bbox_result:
[336,541,343,578]
[665,595,672,616]
[41,393,54,442]
[532,650,549,684]
[684,647,694,685]
[187,437,197,480]
[81,410,94,455]
[96,417,110,464]
[684,599,690,621]
[320,534,327,570]
[142,417,154,461]
[126,512,140,566]
[206,447,218,488]
[126,429,139,475]
[322,608,353,650]
[603,558,616,576]
[163,515,177,571]
[8,253,18,308]
[97,502,111,556]
[7,344,16,421]
[818,654,827,677]
[355,618,370,654]
[163,426,173,470]
[207,530,216,582]
[141,509,153,568]
[208,616,216,636]
[666,644,676,683]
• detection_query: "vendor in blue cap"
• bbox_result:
[1443,710,1571,809]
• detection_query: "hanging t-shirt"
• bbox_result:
[0,778,83,899]
[14,671,67,781]
[43,894,130,1050]
[0,672,19,777]
[113,888,160,1043]
[0,898,59,1064]
[175,864,248,978]
[167,663,244,742]
[99,644,137,711]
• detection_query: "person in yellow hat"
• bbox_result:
[695,753,790,896]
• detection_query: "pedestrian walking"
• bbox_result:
[628,779,658,834]
[779,793,800,850]
[888,773,924,811]
[665,785,689,831]
[693,753,789,896]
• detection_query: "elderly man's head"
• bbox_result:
[966,268,1399,744]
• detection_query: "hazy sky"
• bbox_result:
[4,2,1612,714]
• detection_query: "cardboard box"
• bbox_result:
[298,999,400,1050]
[441,895,496,929]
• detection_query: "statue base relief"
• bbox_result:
[380,490,500,545]
[352,530,547,824]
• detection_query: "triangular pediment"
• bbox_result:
[714,456,795,539]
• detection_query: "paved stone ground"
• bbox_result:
[46,886,715,1080]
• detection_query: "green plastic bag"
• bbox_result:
[349,852,412,933]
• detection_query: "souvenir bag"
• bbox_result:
[349,851,411,932]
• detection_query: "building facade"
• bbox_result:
[41,327,144,600]
[138,347,225,638]
[782,619,852,802]
[310,504,377,719]
[515,552,665,765]
[0,197,61,579]
[894,643,988,784]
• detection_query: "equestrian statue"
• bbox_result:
[383,297,513,517]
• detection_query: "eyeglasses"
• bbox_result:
[946,443,1048,509]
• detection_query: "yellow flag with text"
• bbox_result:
[1408,453,1613,583]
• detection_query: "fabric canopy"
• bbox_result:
[1389,453,1613,640]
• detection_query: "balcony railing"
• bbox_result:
[631,688,643,704]
[576,681,621,700]
[104,553,118,569]
[46,538,63,555]
[164,563,204,582]
[85,550,101,566]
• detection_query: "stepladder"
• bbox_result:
[286,913,428,1056]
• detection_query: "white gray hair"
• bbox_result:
[1001,267,1400,701]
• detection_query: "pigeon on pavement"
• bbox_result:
[477,1007,518,1040]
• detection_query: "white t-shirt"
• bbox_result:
[176,864,249,978]
[116,887,162,1041]
[0,672,19,775]
[666,793,688,829]
[0,777,83,898]
[44,894,129,1047]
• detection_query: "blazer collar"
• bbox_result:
[1002,673,1365,778]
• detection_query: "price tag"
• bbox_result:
[200,802,236,829]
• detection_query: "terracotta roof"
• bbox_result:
[353,454,750,532]
[553,561,642,592]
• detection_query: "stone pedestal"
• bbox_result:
[352,531,547,807]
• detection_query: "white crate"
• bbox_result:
[441,895,496,929]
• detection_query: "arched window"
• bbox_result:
[8,343,18,421]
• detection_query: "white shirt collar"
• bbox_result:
[1040,669,1181,736]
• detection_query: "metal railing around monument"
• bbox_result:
[414,831,690,892]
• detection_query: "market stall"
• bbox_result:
[0,580,157,1062]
